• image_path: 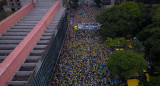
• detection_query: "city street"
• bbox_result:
[51,6,124,85]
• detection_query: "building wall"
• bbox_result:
[4,0,33,12]
[5,0,21,11]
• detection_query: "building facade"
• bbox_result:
[3,0,33,12]
[4,0,21,11]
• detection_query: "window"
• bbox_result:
[12,3,14,6]
[11,8,15,11]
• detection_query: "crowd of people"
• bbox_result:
[51,7,125,86]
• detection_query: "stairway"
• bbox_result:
[0,6,52,63]
[3,1,66,86]
[0,1,57,86]
[7,7,66,86]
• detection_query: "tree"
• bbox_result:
[137,25,160,75]
[0,0,7,10]
[137,3,151,32]
[99,21,120,38]
[0,0,11,21]
[119,1,142,19]
[148,40,160,75]
[107,50,147,81]
[0,11,11,21]
[136,4,160,76]
[98,5,137,38]
[149,76,160,86]
[131,40,144,54]
[97,1,147,38]
[150,4,160,25]
[119,1,148,35]
[97,6,125,24]
[137,26,160,56]
[136,24,159,42]
[144,32,160,56]
[149,40,160,63]
[104,37,126,49]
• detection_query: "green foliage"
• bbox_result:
[137,24,155,41]
[99,21,119,38]
[149,41,160,62]
[104,37,126,48]
[136,4,160,76]
[148,40,160,75]
[131,40,144,54]
[137,25,160,42]
[0,0,7,6]
[97,1,148,38]
[138,79,148,86]
[97,6,125,24]
[107,50,147,80]
[0,0,7,10]
[150,4,160,25]
[138,3,148,17]
[149,76,160,86]
[137,25,160,75]
[119,1,142,19]
[132,1,160,81]
[98,6,137,38]
[143,36,160,62]
[137,26,160,56]
[0,11,11,21]
[137,3,151,32]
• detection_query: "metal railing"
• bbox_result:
[32,13,68,86]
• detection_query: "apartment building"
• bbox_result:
[3,0,32,11]
[3,0,21,11]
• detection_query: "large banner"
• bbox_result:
[78,23,100,30]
